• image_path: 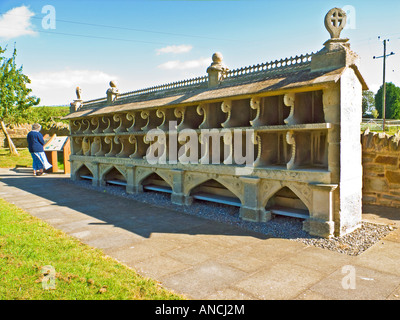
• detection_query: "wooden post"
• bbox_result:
[44,134,56,172]
[63,138,71,174]
[45,150,58,173]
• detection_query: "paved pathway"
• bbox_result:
[1,167,400,300]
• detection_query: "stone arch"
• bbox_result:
[101,165,127,184]
[261,182,312,215]
[74,162,95,180]
[137,168,173,189]
[184,173,243,199]
[139,172,173,194]
[187,177,243,205]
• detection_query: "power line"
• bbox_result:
[0,11,238,43]
[0,26,175,46]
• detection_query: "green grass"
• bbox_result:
[0,148,64,171]
[0,148,32,168]
[0,198,184,300]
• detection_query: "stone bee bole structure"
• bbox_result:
[64,8,368,238]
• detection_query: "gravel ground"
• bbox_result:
[67,179,395,256]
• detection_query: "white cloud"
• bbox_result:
[156,44,193,55]
[0,6,37,40]
[29,69,117,89]
[28,69,118,105]
[158,57,210,70]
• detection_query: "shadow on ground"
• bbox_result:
[0,168,270,241]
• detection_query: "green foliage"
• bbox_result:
[0,46,40,123]
[24,106,70,130]
[362,90,375,115]
[375,82,400,119]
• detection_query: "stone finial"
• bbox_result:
[70,87,83,112]
[324,7,347,39]
[106,81,119,104]
[310,7,358,71]
[76,86,82,100]
[207,52,229,87]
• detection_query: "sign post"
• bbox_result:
[43,134,71,174]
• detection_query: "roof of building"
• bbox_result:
[63,51,367,121]
[64,6,370,121]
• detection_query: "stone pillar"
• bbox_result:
[91,162,101,187]
[303,183,338,238]
[338,67,363,235]
[98,164,107,187]
[70,160,78,181]
[207,52,229,88]
[171,169,192,205]
[70,100,83,113]
[125,164,137,194]
[239,176,270,222]
[323,84,340,183]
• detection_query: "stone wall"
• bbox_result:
[362,129,400,208]
[0,123,69,148]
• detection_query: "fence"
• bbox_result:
[361,118,400,132]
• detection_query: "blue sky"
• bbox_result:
[0,0,399,105]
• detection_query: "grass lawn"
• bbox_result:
[0,148,32,168]
[0,198,184,300]
[0,148,64,171]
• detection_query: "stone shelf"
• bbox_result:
[192,192,242,207]
[143,184,173,193]
[69,123,332,137]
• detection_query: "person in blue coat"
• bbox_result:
[27,123,52,176]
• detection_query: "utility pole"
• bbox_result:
[373,37,395,131]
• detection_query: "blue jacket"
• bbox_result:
[27,131,45,153]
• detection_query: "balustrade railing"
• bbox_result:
[224,53,312,79]
[83,53,313,107]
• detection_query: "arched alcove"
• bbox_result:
[189,179,241,207]
[141,172,172,194]
[104,166,127,187]
[265,186,309,219]
[76,164,93,181]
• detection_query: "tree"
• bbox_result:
[0,45,40,155]
[362,90,375,116]
[375,82,400,120]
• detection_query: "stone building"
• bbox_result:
[63,8,368,238]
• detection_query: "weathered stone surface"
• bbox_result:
[364,163,385,173]
[63,8,368,238]
[386,171,400,184]
[361,129,400,208]
[364,177,389,193]
[375,156,398,166]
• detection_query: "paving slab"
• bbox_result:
[160,260,247,299]
[233,261,327,300]
[283,246,352,275]
[308,266,400,300]
[353,240,400,276]
[133,255,192,279]
[1,167,400,300]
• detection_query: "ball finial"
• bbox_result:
[212,52,223,64]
